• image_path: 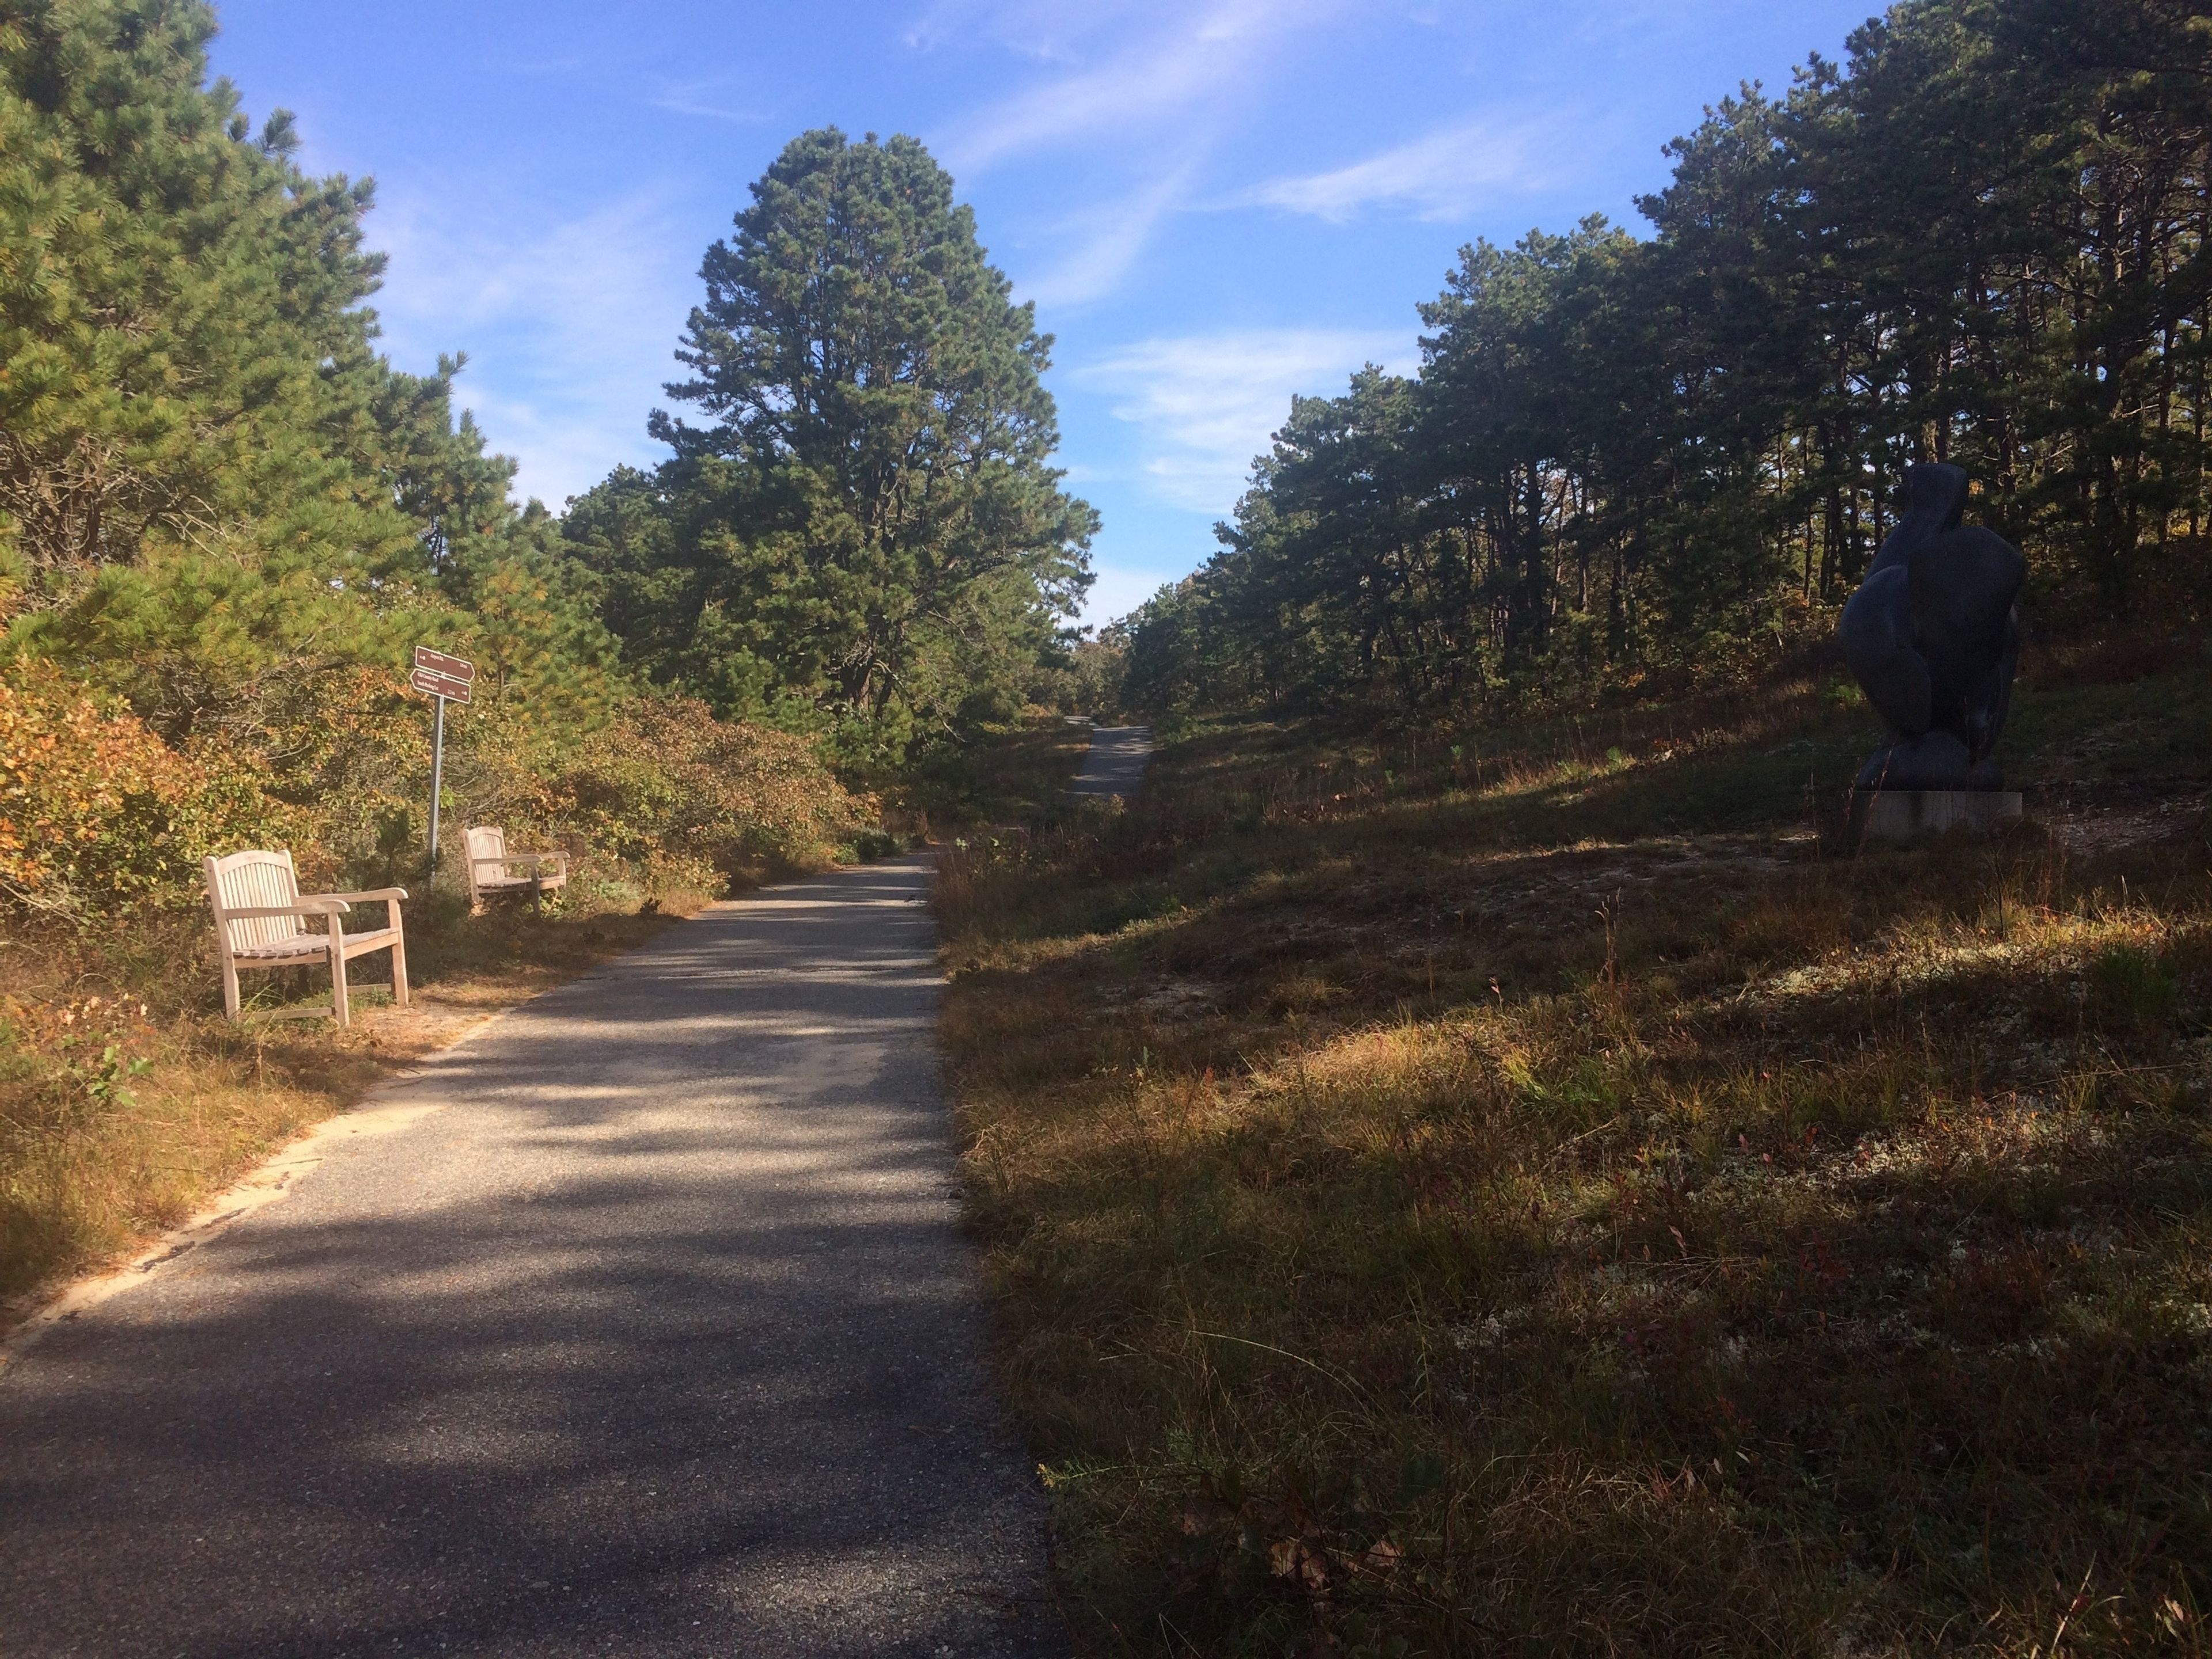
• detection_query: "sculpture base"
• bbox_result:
[1853,789,2024,843]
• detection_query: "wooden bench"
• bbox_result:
[203,850,408,1028]
[464,826,569,910]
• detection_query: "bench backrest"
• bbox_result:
[464,826,509,902]
[205,850,306,954]
[465,825,507,868]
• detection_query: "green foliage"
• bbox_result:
[565,128,1096,772]
[0,1,865,923]
[0,1,632,751]
[1029,632,1129,719]
[517,696,864,893]
[0,0,406,591]
[1126,0,2212,722]
[2090,940,2183,1026]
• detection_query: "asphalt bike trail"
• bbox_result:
[1066,727,1152,799]
[0,854,1063,1658]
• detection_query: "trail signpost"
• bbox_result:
[410,647,474,872]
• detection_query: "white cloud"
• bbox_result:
[1082,560,1177,625]
[905,0,1147,59]
[366,191,704,506]
[1243,112,1571,222]
[1564,0,1750,51]
[939,0,1335,173]
[1075,327,1415,514]
[1016,164,1195,309]
[644,76,767,124]
[921,0,1344,305]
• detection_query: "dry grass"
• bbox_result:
[938,662,2212,1656]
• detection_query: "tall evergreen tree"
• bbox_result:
[0,0,626,745]
[0,0,398,590]
[566,128,1095,767]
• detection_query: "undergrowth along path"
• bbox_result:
[0,855,1063,1659]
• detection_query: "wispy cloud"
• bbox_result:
[491,46,770,126]
[925,0,1341,306]
[939,0,1334,173]
[1242,112,1573,223]
[1565,0,1757,51]
[904,0,1143,60]
[368,192,704,505]
[1016,164,1195,309]
[1075,327,1415,514]
[1085,562,1180,623]
[644,76,767,124]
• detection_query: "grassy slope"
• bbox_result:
[937,659,2212,1657]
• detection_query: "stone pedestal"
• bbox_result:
[1853,789,2024,843]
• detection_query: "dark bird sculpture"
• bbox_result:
[1839,463,2025,793]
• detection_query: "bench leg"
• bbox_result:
[390,924,410,1010]
[327,916,350,1028]
[221,956,242,1022]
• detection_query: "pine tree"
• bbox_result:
[0,0,631,745]
[567,127,1095,767]
[0,1,402,590]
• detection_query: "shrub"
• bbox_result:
[525,696,866,893]
[2,656,869,922]
[0,661,292,919]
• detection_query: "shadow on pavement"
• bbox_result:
[0,858,1065,1659]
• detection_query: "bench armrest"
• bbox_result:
[312,888,410,904]
[222,901,349,919]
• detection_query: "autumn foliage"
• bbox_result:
[0,656,866,926]
[0,661,290,917]
[523,698,872,896]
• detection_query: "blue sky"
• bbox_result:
[207,0,1880,624]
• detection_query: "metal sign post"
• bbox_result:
[410,647,476,874]
[427,695,447,872]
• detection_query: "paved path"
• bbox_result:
[0,857,1063,1658]
[1067,726,1153,798]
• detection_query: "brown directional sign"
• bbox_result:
[410,645,475,704]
